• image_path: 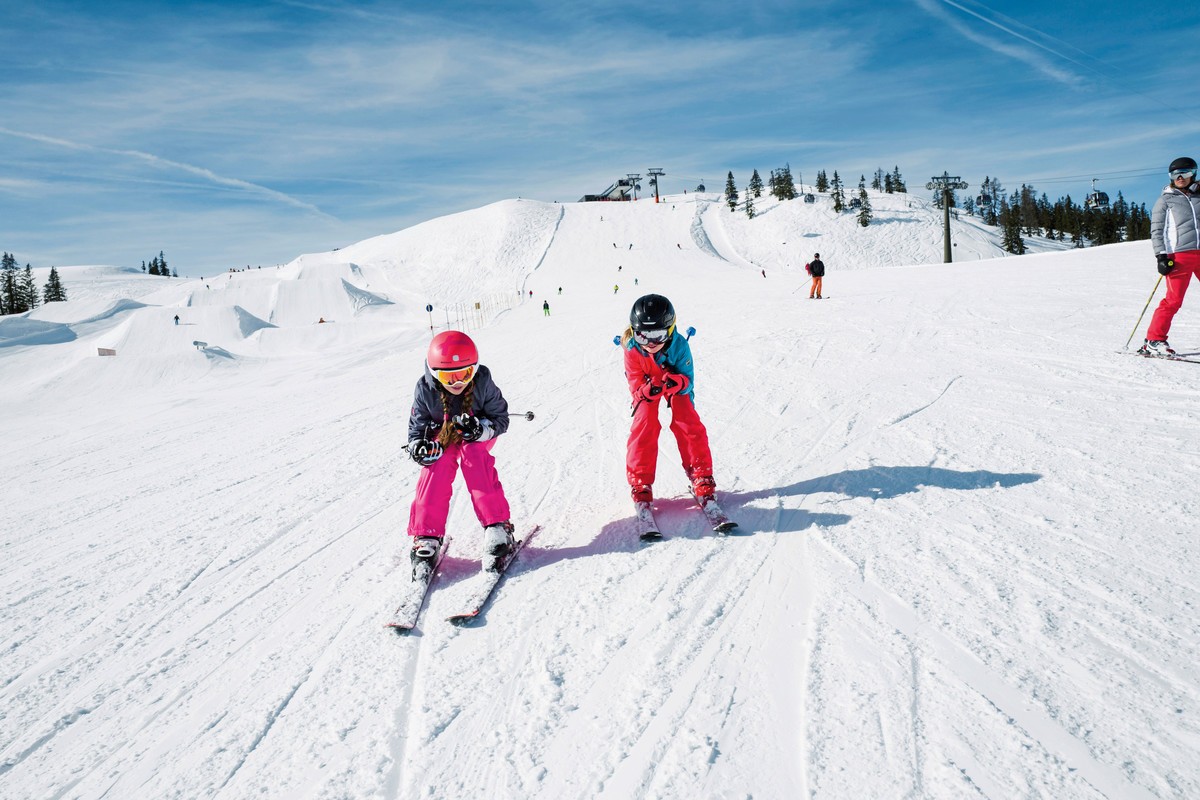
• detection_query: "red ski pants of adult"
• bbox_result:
[809,276,823,298]
[1147,250,1200,341]
[626,393,713,489]
[408,440,510,538]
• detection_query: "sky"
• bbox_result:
[2,0,1198,275]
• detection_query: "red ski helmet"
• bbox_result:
[427,330,478,370]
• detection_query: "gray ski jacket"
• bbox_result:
[407,364,510,443]
[1151,184,1200,255]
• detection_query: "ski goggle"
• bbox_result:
[1170,169,1196,180]
[633,325,674,347]
[433,364,477,386]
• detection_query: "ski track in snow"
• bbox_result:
[2,193,1199,799]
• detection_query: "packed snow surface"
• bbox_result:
[2,191,1197,799]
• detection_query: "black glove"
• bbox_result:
[1158,254,1176,275]
[452,413,489,442]
[408,439,443,466]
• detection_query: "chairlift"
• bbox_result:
[1084,178,1109,210]
[803,193,816,203]
[848,197,862,209]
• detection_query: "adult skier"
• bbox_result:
[808,253,825,299]
[1141,156,1200,355]
[621,294,721,513]
[406,331,515,574]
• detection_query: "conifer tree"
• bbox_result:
[725,172,739,212]
[815,170,828,193]
[748,169,764,199]
[744,190,756,219]
[16,265,40,312]
[872,169,884,191]
[890,166,906,193]
[830,171,845,212]
[43,266,68,303]
[857,187,873,227]
[1,252,16,315]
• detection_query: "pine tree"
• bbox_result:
[748,169,764,199]
[771,165,797,200]
[18,265,39,312]
[872,169,884,191]
[815,170,828,193]
[43,266,68,303]
[725,172,739,212]
[1,252,16,315]
[830,171,845,212]
[999,200,1026,254]
[857,187,873,227]
[744,190,756,219]
[159,251,168,277]
[890,166,906,193]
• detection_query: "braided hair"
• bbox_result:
[435,380,475,447]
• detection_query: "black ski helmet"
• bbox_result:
[1169,156,1197,174]
[629,293,676,332]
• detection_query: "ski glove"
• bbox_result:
[662,372,690,397]
[635,378,663,402]
[1158,254,1176,275]
[452,413,494,442]
[409,439,443,466]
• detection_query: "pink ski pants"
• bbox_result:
[1147,250,1200,342]
[407,440,510,539]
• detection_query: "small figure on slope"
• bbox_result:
[808,253,825,299]
[1140,156,1200,356]
[620,294,722,523]
[407,331,515,575]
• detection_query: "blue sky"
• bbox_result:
[2,0,1197,275]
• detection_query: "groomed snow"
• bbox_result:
[1,190,1197,799]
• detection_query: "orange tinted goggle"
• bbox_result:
[434,364,477,386]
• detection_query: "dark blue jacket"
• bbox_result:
[407,364,510,442]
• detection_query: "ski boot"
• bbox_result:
[481,521,515,572]
[410,536,442,581]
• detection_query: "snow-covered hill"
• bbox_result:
[1,191,1196,800]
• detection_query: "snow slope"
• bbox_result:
[1,191,1197,800]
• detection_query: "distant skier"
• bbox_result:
[614,284,619,294]
[543,300,550,316]
[1140,156,1200,356]
[406,331,515,575]
[808,253,825,299]
[174,314,180,325]
[557,287,562,295]
[620,294,721,513]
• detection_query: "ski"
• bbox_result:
[386,537,452,633]
[634,500,662,541]
[695,494,739,534]
[1123,350,1200,365]
[447,525,540,625]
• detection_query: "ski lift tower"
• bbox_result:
[926,172,969,263]
[647,168,665,203]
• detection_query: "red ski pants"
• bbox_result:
[1147,250,1200,341]
[408,440,510,539]
[626,393,713,489]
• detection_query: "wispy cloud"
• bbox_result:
[0,127,335,219]
[911,0,1087,88]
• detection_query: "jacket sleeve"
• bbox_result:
[473,369,511,437]
[1151,195,1169,254]
[664,336,696,389]
[624,344,654,396]
[408,379,440,442]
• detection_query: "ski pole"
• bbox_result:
[1123,274,1163,350]
[506,411,536,421]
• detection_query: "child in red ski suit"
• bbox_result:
[621,294,716,504]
